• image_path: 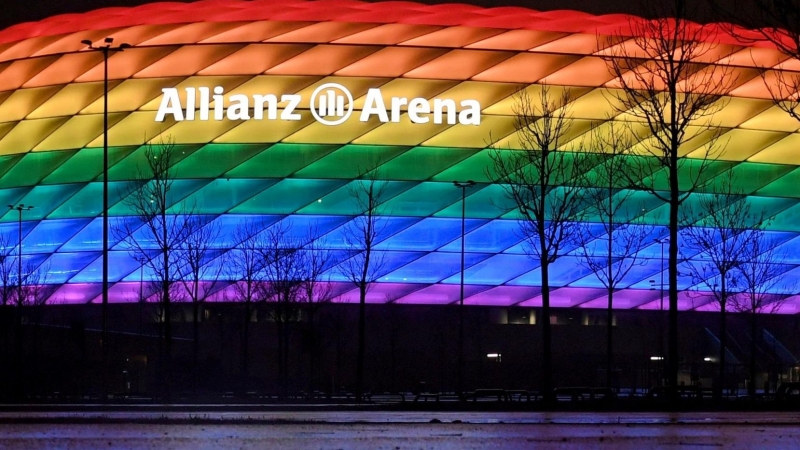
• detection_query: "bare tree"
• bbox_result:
[762,69,800,124]
[324,295,350,397]
[716,0,800,58]
[714,0,800,135]
[176,217,224,392]
[0,234,15,308]
[0,234,14,397]
[20,261,52,363]
[9,259,51,398]
[259,221,306,396]
[383,294,403,394]
[731,230,790,397]
[298,226,336,396]
[682,171,761,399]
[115,137,191,396]
[755,5,800,133]
[487,85,592,399]
[340,166,388,402]
[602,0,736,389]
[715,1,800,152]
[576,123,652,389]
[15,262,52,309]
[228,219,269,395]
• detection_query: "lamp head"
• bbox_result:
[453,180,477,188]
[120,43,132,50]
[81,39,93,47]
[104,37,114,44]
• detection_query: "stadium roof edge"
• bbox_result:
[0,0,779,49]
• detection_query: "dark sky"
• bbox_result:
[0,0,735,32]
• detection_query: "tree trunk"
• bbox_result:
[356,282,367,402]
[283,319,290,397]
[156,306,164,399]
[606,211,615,389]
[162,281,171,399]
[307,308,316,396]
[541,257,552,401]
[668,149,680,394]
[31,315,41,398]
[13,307,23,400]
[277,316,285,397]
[749,312,757,398]
[241,299,250,395]
[718,288,727,403]
[607,286,614,388]
[162,214,172,361]
[389,315,397,393]
[335,318,343,397]
[193,299,199,394]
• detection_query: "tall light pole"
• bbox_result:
[453,180,475,400]
[658,237,666,384]
[654,237,666,385]
[81,38,130,398]
[8,204,33,306]
[648,237,668,386]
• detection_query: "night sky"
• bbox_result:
[1,0,737,32]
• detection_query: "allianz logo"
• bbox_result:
[155,83,482,126]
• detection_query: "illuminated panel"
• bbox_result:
[0,0,796,312]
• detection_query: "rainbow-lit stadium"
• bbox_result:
[1,0,800,313]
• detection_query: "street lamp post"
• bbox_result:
[453,180,475,400]
[659,238,665,315]
[8,204,33,305]
[648,237,668,386]
[655,237,666,385]
[81,37,131,398]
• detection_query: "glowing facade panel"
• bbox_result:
[0,0,799,312]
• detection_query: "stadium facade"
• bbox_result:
[1,0,799,312]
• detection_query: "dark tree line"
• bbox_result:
[3,0,799,403]
[484,0,797,402]
[0,232,52,399]
[112,139,380,399]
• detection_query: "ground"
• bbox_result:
[0,411,799,448]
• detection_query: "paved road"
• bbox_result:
[0,410,798,424]
[0,412,798,449]
[0,421,799,449]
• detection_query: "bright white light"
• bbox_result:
[650,356,664,361]
[704,357,712,362]
[487,353,500,358]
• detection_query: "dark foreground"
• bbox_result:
[0,412,799,449]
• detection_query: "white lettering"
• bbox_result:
[360,88,389,122]
[407,98,429,124]
[459,100,481,126]
[390,97,407,123]
[227,94,250,121]
[433,98,456,125]
[281,94,301,121]
[185,87,195,121]
[154,86,481,125]
[213,86,225,121]
[253,94,278,120]
[155,88,183,122]
[198,87,210,121]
